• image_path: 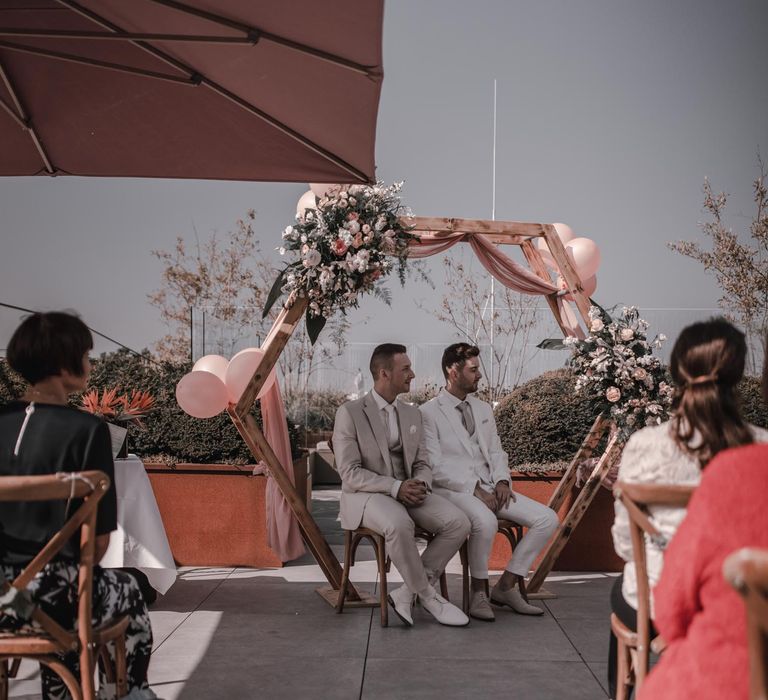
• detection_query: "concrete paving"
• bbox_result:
[9,489,617,699]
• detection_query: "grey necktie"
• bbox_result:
[458,401,475,435]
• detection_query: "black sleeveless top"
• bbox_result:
[0,401,117,564]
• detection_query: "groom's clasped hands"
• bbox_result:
[473,481,516,513]
[397,478,429,506]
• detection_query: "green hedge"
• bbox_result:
[0,350,301,463]
[495,368,768,468]
[495,369,596,467]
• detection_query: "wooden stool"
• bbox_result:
[335,526,469,627]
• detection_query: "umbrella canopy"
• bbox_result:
[0,0,383,183]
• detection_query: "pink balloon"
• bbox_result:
[176,371,229,419]
[537,222,576,253]
[192,354,229,382]
[225,347,277,402]
[558,274,598,301]
[564,237,601,279]
[296,190,317,219]
[309,183,338,197]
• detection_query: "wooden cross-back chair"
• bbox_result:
[0,470,130,700]
[611,481,696,700]
[723,547,768,700]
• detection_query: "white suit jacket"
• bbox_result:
[332,391,433,529]
[419,390,510,494]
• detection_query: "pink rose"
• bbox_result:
[332,238,348,256]
[352,233,363,248]
[605,387,621,403]
[346,212,359,221]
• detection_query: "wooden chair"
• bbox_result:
[723,547,768,700]
[335,525,468,627]
[0,471,130,700]
[611,481,696,700]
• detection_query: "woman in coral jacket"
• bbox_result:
[639,441,768,699]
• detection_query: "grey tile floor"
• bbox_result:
[9,489,617,699]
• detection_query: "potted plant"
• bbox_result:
[81,387,155,458]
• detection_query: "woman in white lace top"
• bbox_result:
[607,318,767,698]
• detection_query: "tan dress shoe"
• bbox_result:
[490,585,544,615]
[469,590,495,622]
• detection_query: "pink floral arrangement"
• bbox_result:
[263,182,415,342]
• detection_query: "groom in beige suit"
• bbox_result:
[333,343,470,627]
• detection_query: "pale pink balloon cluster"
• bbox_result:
[295,183,342,219]
[536,223,601,300]
[175,349,277,419]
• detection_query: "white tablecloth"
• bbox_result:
[101,455,177,594]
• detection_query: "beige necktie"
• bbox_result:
[383,404,398,448]
[458,401,475,435]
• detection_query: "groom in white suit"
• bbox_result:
[420,343,559,621]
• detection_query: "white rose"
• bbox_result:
[347,220,361,235]
[302,249,321,268]
[590,318,604,333]
[282,226,294,239]
[620,328,634,341]
[605,386,621,402]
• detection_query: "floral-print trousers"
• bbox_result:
[0,562,155,700]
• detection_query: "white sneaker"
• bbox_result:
[387,584,415,627]
[419,590,470,627]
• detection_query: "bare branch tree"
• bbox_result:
[668,159,768,372]
[418,255,542,400]
[148,212,349,390]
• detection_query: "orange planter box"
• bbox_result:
[489,471,623,572]
[144,463,282,568]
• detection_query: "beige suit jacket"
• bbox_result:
[419,391,510,494]
[332,391,433,529]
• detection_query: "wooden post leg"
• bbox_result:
[227,408,360,600]
[528,432,623,592]
[547,416,607,514]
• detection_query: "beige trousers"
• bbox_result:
[360,492,471,597]
[436,488,559,579]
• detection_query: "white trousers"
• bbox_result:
[435,488,559,579]
[360,492,471,597]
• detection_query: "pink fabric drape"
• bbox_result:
[409,231,585,338]
[260,379,306,562]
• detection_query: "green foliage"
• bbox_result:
[494,369,597,465]
[736,376,768,429]
[285,389,348,431]
[0,350,301,463]
[0,360,26,404]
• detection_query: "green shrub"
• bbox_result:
[495,369,597,466]
[0,350,301,463]
[736,376,768,428]
[285,390,348,431]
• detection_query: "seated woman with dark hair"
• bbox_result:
[638,346,768,698]
[0,312,156,700]
[608,318,768,699]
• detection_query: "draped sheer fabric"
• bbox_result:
[409,231,585,338]
[260,381,306,562]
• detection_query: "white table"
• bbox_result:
[101,455,177,595]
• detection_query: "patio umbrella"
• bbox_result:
[0,0,383,183]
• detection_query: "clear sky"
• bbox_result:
[1,0,767,357]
